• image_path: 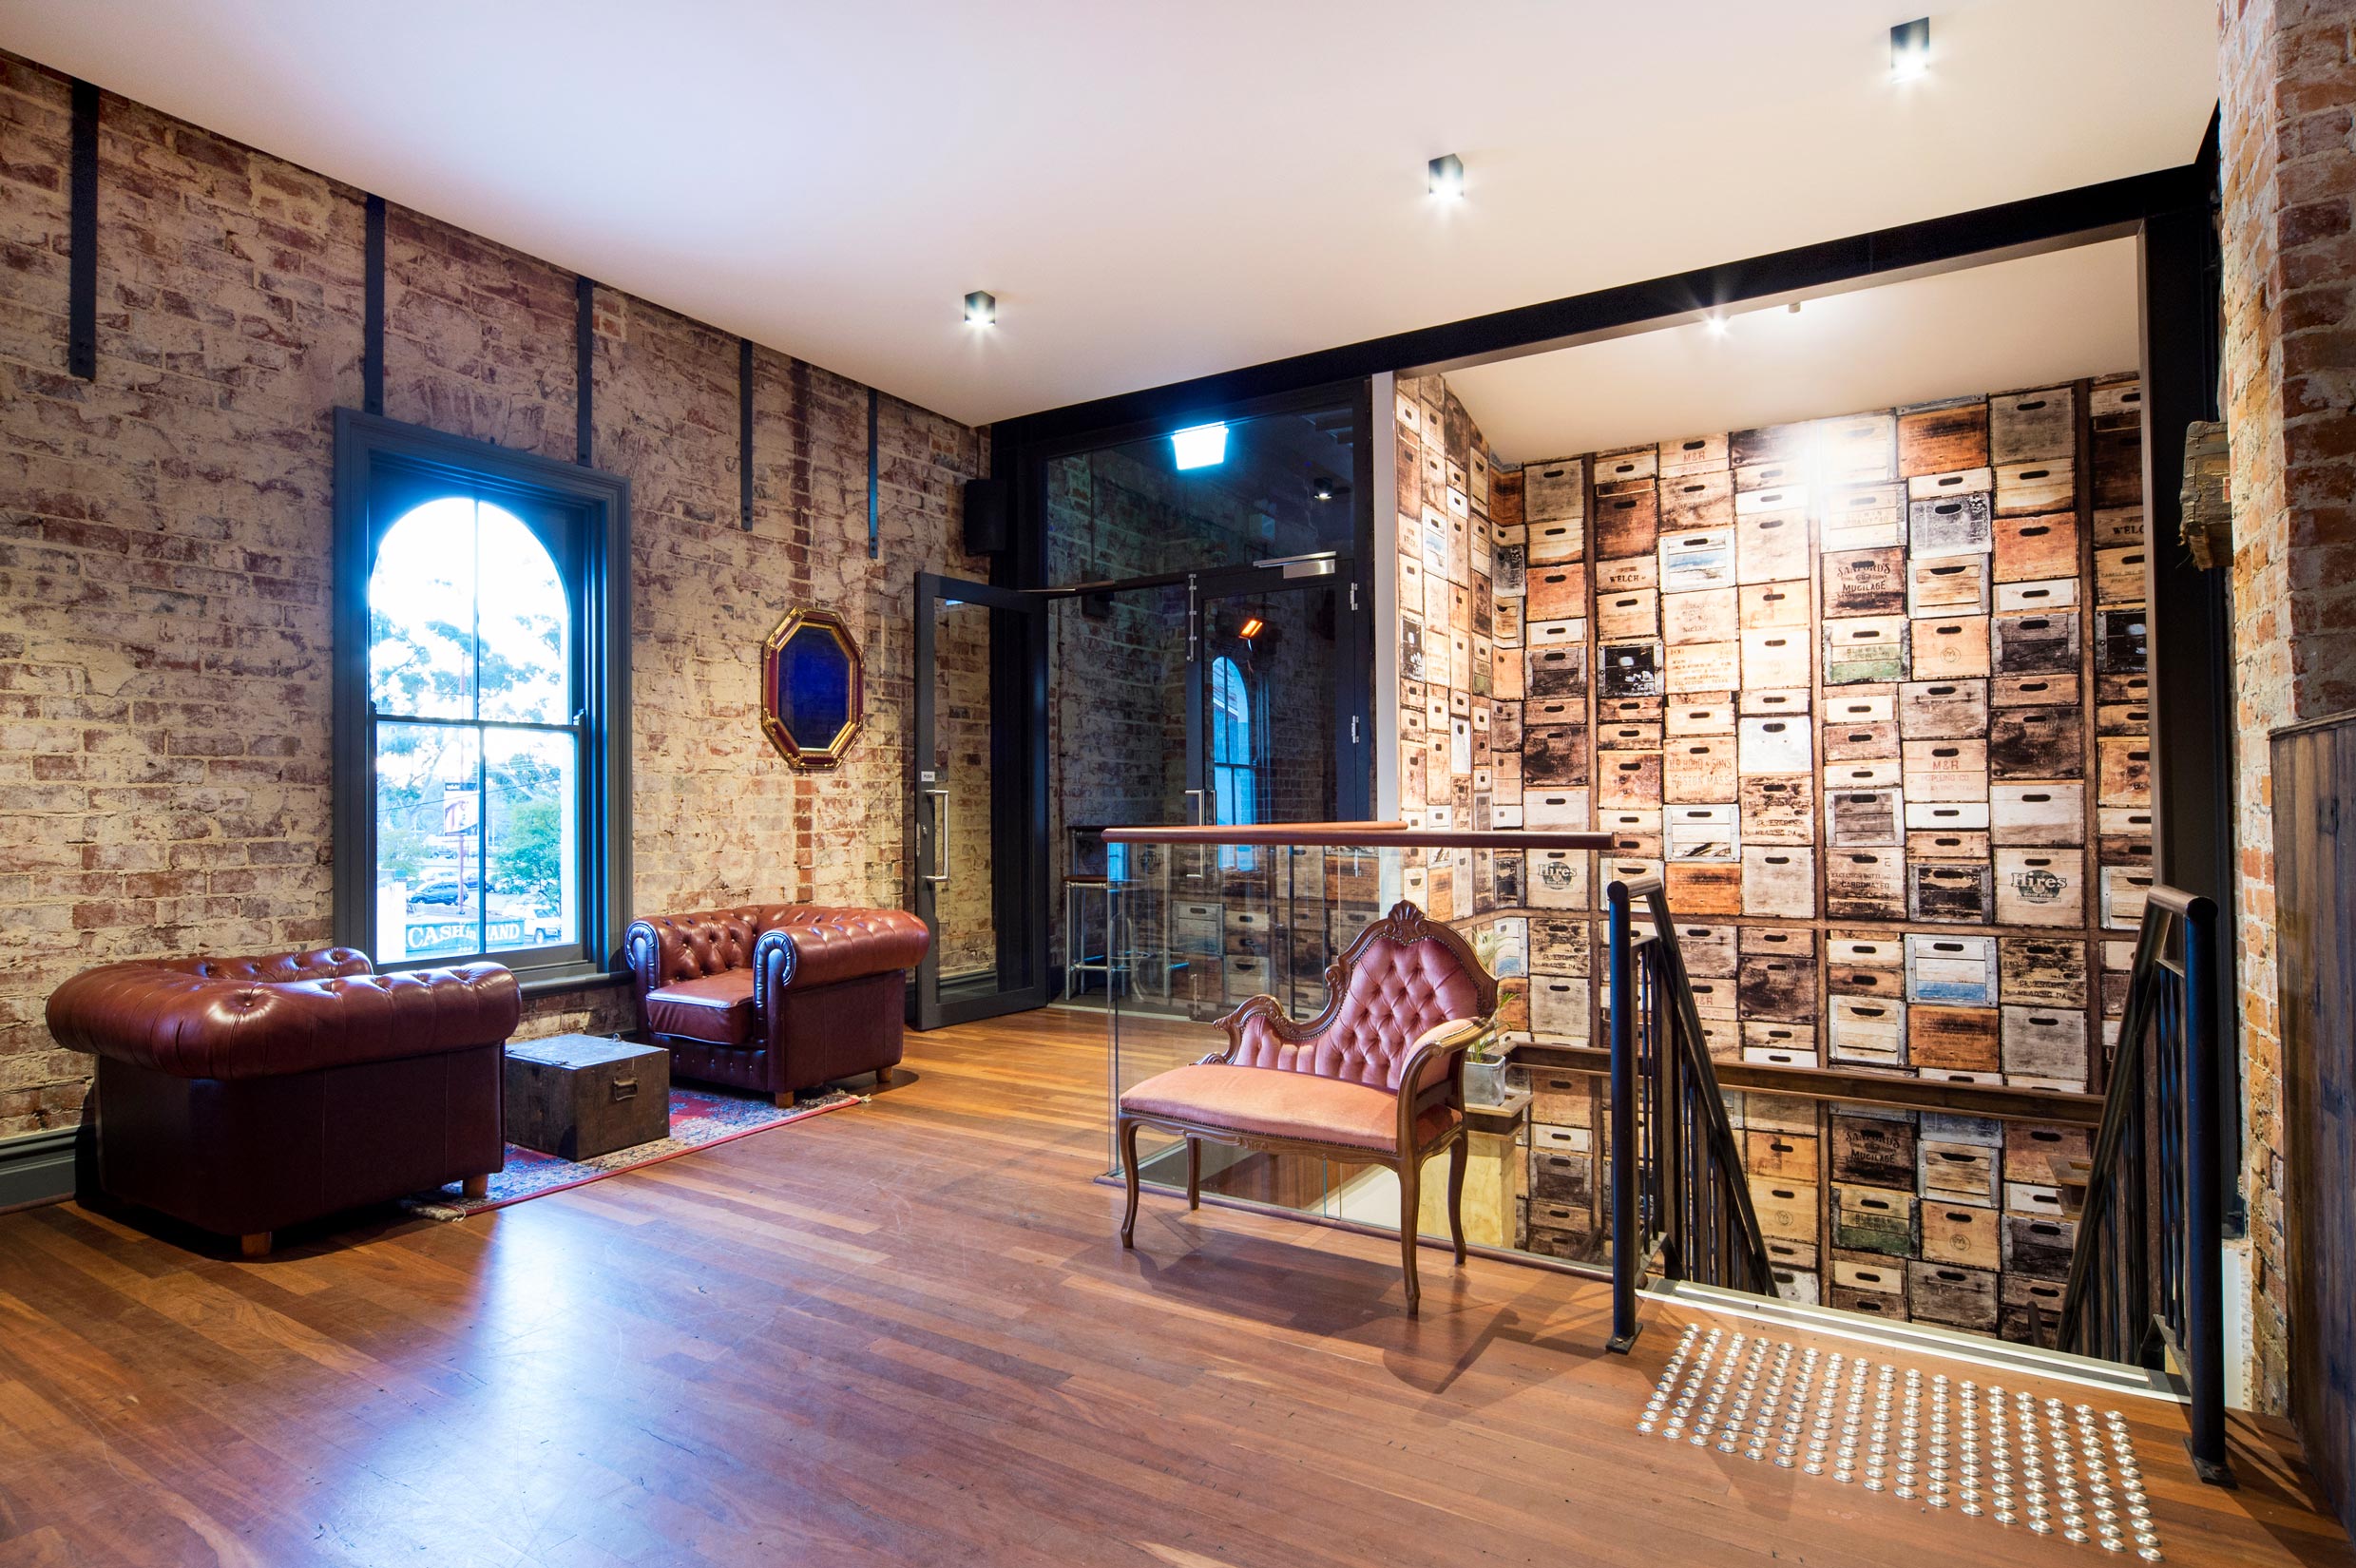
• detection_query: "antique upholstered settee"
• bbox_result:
[47,948,517,1255]
[624,905,931,1100]
[1114,902,1498,1314]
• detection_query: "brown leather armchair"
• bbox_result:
[623,904,930,1101]
[47,948,517,1255]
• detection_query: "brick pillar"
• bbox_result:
[2216,0,2356,1416]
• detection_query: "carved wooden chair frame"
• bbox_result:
[1117,901,1500,1314]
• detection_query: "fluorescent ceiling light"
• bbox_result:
[1171,423,1229,469]
[1890,18,1930,81]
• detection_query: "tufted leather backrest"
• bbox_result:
[47,951,519,1080]
[625,906,801,987]
[624,903,929,1003]
[1226,909,1491,1091]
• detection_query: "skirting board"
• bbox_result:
[0,1125,78,1213]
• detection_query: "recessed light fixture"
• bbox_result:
[964,290,996,326]
[1427,153,1465,201]
[1890,17,1930,81]
[1171,423,1229,469]
[1705,314,1731,337]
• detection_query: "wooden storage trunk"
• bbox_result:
[505,1035,672,1161]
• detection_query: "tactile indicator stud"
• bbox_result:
[1629,1334,2161,1558]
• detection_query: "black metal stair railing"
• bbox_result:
[2056,887,2231,1483]
[1606,874,1776,1351]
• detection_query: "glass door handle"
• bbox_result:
[922,789,950,883]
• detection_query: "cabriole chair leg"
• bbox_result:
[1398,1153,1423,1316]
[1446,1136,1468,1265]
[1119,1117,1143,1248]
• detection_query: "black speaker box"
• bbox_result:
[962,476,1008,556]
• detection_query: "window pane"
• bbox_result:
[374,720,483,962]
[370,496,478,718]
[485,727,578,953]
[475,504,570,724]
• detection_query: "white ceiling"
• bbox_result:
[0,1,2215,428]
[1448,238,2143,463]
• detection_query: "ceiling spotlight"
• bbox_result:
[1705,314,1731,336]
[1171,422,1229,469]
[1890,17,1930,81]
[1236,616,1266,641]
[1313,480,1334,502]
[964,290,996,327]
[1789,300,1803,314]
[1427,153,1465,201]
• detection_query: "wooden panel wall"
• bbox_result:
[2271,710,2356,1532]
[1394,372,2152,1343]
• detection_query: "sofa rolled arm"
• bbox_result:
[48,957,521,1080]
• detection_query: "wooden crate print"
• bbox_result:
[1390,372,2147,1350]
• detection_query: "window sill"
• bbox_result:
[517,966,630,1002]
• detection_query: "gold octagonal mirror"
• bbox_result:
[760,608,863,769]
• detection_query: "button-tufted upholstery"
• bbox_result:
[46,947,514,1252]
[48,949,520,1080]
[1225,929,1486,1092]
[1113,901,1499,1315]
[624,902,930,1100]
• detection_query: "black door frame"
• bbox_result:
[910,570,1049,1030]
[983,133,2238,1223]
[1183,558,1361,826]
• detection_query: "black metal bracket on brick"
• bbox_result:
[868,386,881,559]
[576,276,595,465]
[739,336,755,531]
[363,194,386,415]
[67,78,98,381]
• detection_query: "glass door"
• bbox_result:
[912,572,1047,1029]
[1184,559,1360,827]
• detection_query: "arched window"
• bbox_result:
[335,411,630,989]
[369,497,579,964]
[1209,654,1260,827]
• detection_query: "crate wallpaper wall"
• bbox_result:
[1389,369,2155,1342]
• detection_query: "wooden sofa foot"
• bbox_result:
[461,1174,490,1201]
[239,1232,272,1259]
[873,1066,892,1090]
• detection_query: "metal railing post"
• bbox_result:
[1607,878,1641,1353]
[2180,893,2230,1483]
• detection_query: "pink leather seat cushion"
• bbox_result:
[1119,1062,1459,1153]
[642,969,757,1047]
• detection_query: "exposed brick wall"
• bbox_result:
[2217,0,2356,1417]
[0,54,985,1132]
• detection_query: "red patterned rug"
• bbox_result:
[404,1084,861,1220]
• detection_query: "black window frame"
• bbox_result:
[333,409,632,996]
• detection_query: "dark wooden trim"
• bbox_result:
[1517,1041,2105,1126]
[1102,822,1611,849]
[362,194,386,416]
[67,78,97,381]
[575,276,595,465]
[331,408,633,982]
[0,1126,77,1213]
[738,336,755,531]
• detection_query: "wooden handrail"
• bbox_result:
[1101,820,1614,849]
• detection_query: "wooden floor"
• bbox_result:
[0,1010,2346,1568]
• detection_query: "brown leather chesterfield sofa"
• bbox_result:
[47,948,517,1256]
[624,905,930,1101]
